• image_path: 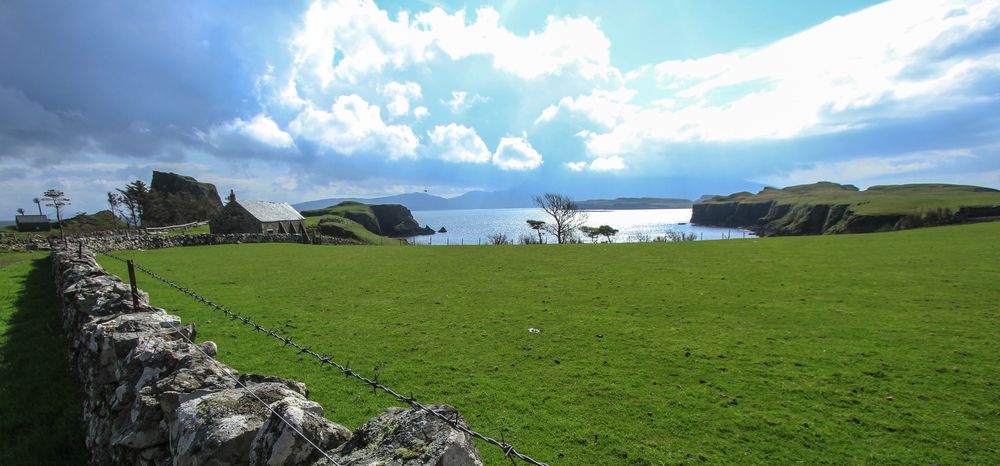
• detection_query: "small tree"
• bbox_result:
[531,193,588,244]
[487,233,510,245]
[16,208,24,216]
[526,219,546,244]
[107,192,126,228]
[32,198,42,215]
[597,225,619,243]
[580,226,601,243]
[42,189,70,237]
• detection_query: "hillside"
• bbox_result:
[693,182,1000,236]
[301,201,434,242]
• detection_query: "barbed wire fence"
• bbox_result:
[95,248,549,466]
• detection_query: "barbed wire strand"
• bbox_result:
[96,249,548,466]
[162,316,341,466]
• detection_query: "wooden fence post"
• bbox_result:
[127,260,140,312]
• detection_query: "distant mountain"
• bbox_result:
[293,177,765,212]
[293,190,534,212]
[577,197,693,210]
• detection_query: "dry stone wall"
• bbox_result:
[52,241,483,465]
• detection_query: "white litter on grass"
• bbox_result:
[528,328,541,334]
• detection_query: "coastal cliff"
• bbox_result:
[692,182,1000,236]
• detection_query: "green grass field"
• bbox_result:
[0,252,87,465]
[98,223,1000,464]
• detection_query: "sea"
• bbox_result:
[406,208,754,245]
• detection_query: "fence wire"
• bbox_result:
[96,249,548,466]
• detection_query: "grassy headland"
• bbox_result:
[98,222,1000,464]
[694,182,1000,235]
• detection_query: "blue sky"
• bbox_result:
[2,0,999,215]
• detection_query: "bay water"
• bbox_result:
[407,208,754,245]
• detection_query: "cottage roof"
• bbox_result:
[16,215,50,224]
[236,200,304,222]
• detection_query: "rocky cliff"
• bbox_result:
[692,182,1000,236]
[370,204,435,236]
[143,171,223,227]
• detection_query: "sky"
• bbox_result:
[2,0,1000,216]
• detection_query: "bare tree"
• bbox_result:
[526,219,546,244]
[531,193,588,244]
[42,189,70,237]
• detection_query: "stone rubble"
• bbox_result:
[51,241,483,465]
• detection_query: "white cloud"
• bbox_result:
[492,133,543,170]
[757,148,977,187]
[288,94,418,158]
[208,113,295,149]
[284,0,617,93]
[415,7,614,80]
[579,0,1000,157]
[534,88,637,128]
[565,157,627,172]
[413,106,429,118]
[588,155,627,172]
[444,90,490,113]
[426,124,491,163]
[382,81,422,117]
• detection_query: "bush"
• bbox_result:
[487,233,510,245]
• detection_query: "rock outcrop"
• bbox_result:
[370,204,435,237]
[143,171,224,227]
[52,240,483,465]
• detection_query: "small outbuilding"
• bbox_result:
[210,191,306,235]
[15,215,51,232]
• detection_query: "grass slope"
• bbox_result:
[302,202,398,245]
[705,182,1000,215]
[0,252,87,464]
[98,223,1000,464]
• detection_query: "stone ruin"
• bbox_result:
[51,242,484,465]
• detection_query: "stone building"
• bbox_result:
[15,214,51,232]
[209,191,306,235]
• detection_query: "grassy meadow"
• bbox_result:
[0,252,87,465]
[98,223,1000,464]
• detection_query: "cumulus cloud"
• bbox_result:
[588,155,627,172]
[534,88,637,128]
[576,0,1000,157]
[382,81,422,117]
[492,133,543,170]
[413,106,429,118]
[208,113,294,149]
[444,91,490,113]
[426,124,491,163]
[286,0,615,91]
[288,94,418,159]
[565,157,626,172]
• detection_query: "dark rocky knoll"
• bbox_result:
[692,182,1000,236]
[143,171,223,226]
